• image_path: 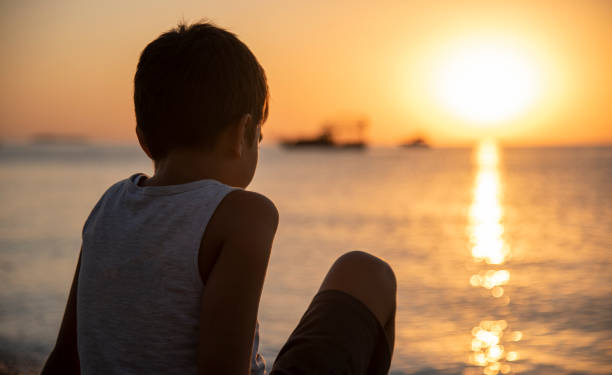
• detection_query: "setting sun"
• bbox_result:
[431,40,542,126]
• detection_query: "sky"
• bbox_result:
[0,0,611,146]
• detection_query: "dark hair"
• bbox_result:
[134,22,269,160]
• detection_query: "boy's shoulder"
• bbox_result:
[202,189,278,253]
[221,189,277,214]
[82,177,133,234]
[214,190,279,234]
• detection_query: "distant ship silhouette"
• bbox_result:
[400,137,430,148]
[282,121,367,150]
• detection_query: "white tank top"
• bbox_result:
[77,173,265,374]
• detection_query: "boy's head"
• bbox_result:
[134,22,269,161]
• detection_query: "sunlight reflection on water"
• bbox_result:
[468,142,520,375]
[469,141,508,266]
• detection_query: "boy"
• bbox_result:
[42,22,396,374]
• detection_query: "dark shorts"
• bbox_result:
[269,289,391,375]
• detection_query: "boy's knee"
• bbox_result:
[332,250,397,297]
[321,250,396,326]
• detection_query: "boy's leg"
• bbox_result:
[270,250,396,375]
[318,250,397,353]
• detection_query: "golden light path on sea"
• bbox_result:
[469,141,508,266]
[468,142,522,375]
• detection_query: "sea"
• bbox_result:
[0,143,610,374]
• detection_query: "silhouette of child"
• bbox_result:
[43,21,396,375]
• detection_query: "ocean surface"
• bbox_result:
[0,143,610,374]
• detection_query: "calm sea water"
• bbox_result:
[0,143,610,374]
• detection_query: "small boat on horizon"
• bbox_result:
[400,137,430,149]
[281,121,368,150]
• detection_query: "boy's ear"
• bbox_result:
[136,127,153,159]
[231,114,252,158]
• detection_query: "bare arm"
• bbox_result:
[41,249,81,374]
[197,191,278,375]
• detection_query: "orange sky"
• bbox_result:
[0,0,611,146]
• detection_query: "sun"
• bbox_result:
[432,41,541,125]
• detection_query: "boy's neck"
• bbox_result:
[143,149,237,187]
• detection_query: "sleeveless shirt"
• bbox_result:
[77,173,265,374]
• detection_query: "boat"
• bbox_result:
[400,137,430,149]
[282,128,335,147]
[281,121,368,150]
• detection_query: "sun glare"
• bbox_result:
[432,41,541,125]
